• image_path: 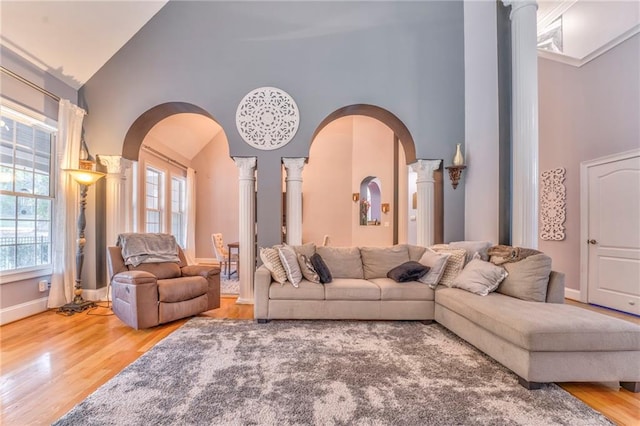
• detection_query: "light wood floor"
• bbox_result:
[1,297,638,425]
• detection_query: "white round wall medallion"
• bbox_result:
[236,86,300,151]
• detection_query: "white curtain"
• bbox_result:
[47,100,85,308]
[184,167,197,265]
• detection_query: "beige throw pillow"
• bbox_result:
[297,253,320,284]
[278,244,303,287]
[417,248,451,288]
[497,253,552,302]
[360,246,410,279]
[316,246,364,279]
[451,259,508,296]
[259,247,288,285]
[430,247,466,287]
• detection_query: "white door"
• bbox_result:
[585,153,640,315]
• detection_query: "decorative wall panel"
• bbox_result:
[540,167,566,241]
[236,87,299,150]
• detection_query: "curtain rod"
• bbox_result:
[1,66,61,102]
[141,144,189,171]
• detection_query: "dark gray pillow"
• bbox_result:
[310,253,332,284]
[387,261,430,283]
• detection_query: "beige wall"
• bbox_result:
[190,131,239,259]
[303,116,400,247]
[538,34,640,292]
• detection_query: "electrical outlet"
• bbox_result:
[38,280,47,292]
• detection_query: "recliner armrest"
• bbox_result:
[181,265,221,278]
[112,271,157,285]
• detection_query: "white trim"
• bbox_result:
[537,0,578,31]
[564,287,582,302]
[0,297,48,325]
[0,266,52,284]
[538,24,640,68]
[580,148,640,305]
[84,287,108,302]
[235,297,253,305]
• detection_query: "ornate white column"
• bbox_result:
[410,159,441,246]
[282,157,305,246]
[97,155,132,246]
[233,157,257,305]
[503,0,539,248]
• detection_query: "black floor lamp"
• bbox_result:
[58,161,105,314]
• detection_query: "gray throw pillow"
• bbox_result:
[451,259,508,296]
[417,249,451,288]
[278,244,303,287]
[449,240,493,264]
[497,253,552,302]
[386,261,430,283]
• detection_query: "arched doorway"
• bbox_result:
[122,102,239,275]
[304,104,442,247]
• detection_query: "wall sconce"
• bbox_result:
[352,193,359,202]
[446,143,466,189]
[59,160,106,314]
[381,203,390,214]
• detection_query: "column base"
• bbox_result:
[235,297,254,305]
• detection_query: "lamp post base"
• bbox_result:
[58,300,96,314]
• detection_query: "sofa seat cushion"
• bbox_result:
[370,278,434,301]
[436,288,640,352]
[269,279,325,300]
[158,276,208,303]
[324,278,380,301]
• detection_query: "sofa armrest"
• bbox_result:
[254,265,272,320]
[546,271,565,304]
[112,271,157,285]
[181,265,221,311]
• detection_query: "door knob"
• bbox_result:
[588,239,597,245]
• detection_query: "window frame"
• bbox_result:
[0,101,57,283]
[143,163,166,234]
[170,174,187,248]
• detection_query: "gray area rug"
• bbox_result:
[55,319,613,426]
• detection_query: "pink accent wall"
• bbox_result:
[302,116,397,247]
[190,131,239,259]
[538,35,640,292]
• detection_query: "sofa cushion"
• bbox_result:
[360,246,410,279]
[497,254,552,302]
[310,253,332,284]
[128,262,181,279]
[269,279,325,300]
[451,259,508,296]
[387,261,429,283]
[435,287,640,352]
[418,249,451,288]
[260,247,288,285]
[449,240,493,264]
[324,278,380,301]
[430,247,466,287]
[297,253,320,284]
[157,276,208,303]
[316,246,364,279]
[370,278,435,301]
[403,244,428,262]
[278,244,303,287]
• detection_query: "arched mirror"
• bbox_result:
[359,176,382,226]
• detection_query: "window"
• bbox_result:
[0,105,56,273]
[145,166,164,233]
[171,176,186,247]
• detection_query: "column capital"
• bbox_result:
[410,159,441,183]
[501,0,537,17]
[283,157,306,181]
[233,157,257,180]
[97,155,131,175]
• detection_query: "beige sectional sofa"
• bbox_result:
[254,243,640,391]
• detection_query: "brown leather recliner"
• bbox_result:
[107,245,221,329]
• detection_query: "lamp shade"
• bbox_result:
[63,168,106,186]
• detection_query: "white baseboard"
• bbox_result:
[84,287,109,302]
[564,288,582,301]
[0,297,49,325]
[236,297,254,305]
